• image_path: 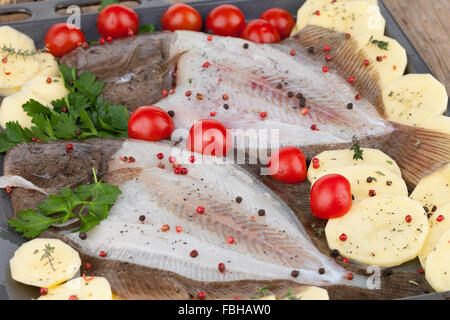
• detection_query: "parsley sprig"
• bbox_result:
[350,135,364,160]
[7,168,121,238]
[0,65,129,153]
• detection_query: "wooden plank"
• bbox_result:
[382,0,449,91]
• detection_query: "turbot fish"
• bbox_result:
[61,26,450,186]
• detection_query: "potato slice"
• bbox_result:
[35,52,60,77]
[310,165,407,201]
[307,1,385,37]
[410,163,450,213]
[382,74,448,126]
[21,76,69,102]
[353,34,407,88]
[0,26,36,53]
[307,148,401,182]
[419,204,450,268]
[293,0,378,34]
[325,195,429,267]
[0,54,39,89]
[283,286,329,300]
[10,238,81,288]
[0,90,51,129]
[424,230,450,292]
[38,277,113,300]
[420,116,450,135]
[0,86,20,97]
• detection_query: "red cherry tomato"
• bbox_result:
[97,4,140,39]
[240,19,280,43]
[260,8,295,39]
[186,119,233,157]
[310,174,352,219]
[128,106,174,142]
[161,3,202,32]
[205,4,246,37]
[268,147,307,184]
[44,23,86,58]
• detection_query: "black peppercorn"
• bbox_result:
[258,209,266,216]
[308,46,315,54]
[318,268,325,274]
[347,102,353,109]
[235,196,242,203]
[167,110,175,117]
[223,104,229,110]
[330,249,340,258]
[243,43,249,49]
[291,270,300,278]
[79,232,87,240]
[139,215,146,222]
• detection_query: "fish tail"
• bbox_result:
[387,124,450,186]
[286,25,384,115]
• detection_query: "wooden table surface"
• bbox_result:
[0,0,449,92]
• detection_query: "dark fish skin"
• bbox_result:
[4,139,433,300]
[61,33,177,112]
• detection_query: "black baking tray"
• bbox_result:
[0,0,448,300]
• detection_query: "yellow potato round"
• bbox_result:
[0,86,20,97]
[0,26,36,52]
[21,76,69,102]
[292,0,378,34]
[307,1,385,37]
[35,52,60,77]
[307,148,401,182]
[382,74,448,126]
[0,90,51,129]
[419,204,450,268]
[0,54,39,89]
[420,116,450,135]
[410,163,450,213]
[424,230,450,292]
[10,238,81,288]
[310,164,407,201]
[38,277,113,300]
[353,34,407,88]
[326,195,429,267]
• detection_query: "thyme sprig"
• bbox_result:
[0,44,45,59]
[40,243,56,271]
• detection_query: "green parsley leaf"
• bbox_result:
[7,169,121,238]
[138,24,156,34]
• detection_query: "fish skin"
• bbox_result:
[60,33,177,112]
[2,139,434,299]
[62,30,450,185]
[1,139,367,296]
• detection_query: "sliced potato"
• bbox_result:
[382,74,448,126]
[410,163,450,212]
[0,26,36,53]
[424,230,450,292]
[21,76,69,102]
[307,1,385,37]
[35,52,60,77]
[0,54,39,89]
[38,277,113,300]
[419,204,450,268]
[284,286,329,300]
[10,238,81,288]
[307,148,401,182]
[353,34,407,88]
[0,86,20,97]
[293,0,378,34]
[420,116,450,135]
[0,90,51,129]
[325,195,429,267]
[310,165,408,201]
